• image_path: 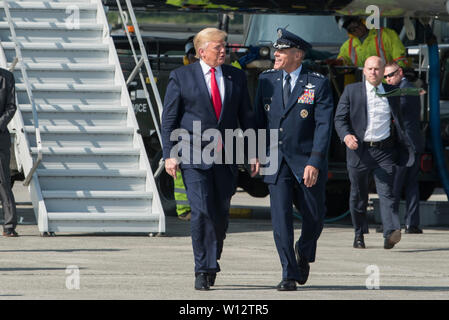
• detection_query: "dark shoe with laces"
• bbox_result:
[276,279,297,291]
[353,234,366,249]
[194,273,210,291]
[405,226,423,234]
[3,229,19,237]
[384,229,401,249]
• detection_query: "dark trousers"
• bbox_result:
[268,160,326,281]
[393,155,420,227]
[0,142,16,230]
[181,165,233,274]
[348,146,399,238]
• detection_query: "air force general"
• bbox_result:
[255,29,334,291]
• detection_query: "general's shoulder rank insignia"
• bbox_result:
[300,109,309,118]
[297,89,315,104]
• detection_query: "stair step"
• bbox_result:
[25,126,134,148]
[37,169,147,191]
[21,104,127,126]
[1,1,97,9]
[47,212,158,222]
[0,21,102,29]
[16,84,122,104]
[14,64,116,85]
[37,168,147,177]
[31,147,141,170]
[20,104,126,113]
[24,125,134,133]
[14,63,115,71]
[16,83,121,92]
[42,190,152,199]
[5,0,81,2]
[2,42,109,64]
[42,191,152,213]
[0,2,97,23]
[31,147,141,155]
[0,22,103,43]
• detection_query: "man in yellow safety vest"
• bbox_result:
[335,16,409,68]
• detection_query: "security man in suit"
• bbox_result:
[0,68,18,237]
[162,27,258,291]
[384,62,425,234]
[255,29,334,291]
[334,56,415,250]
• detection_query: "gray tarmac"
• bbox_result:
[0,185,449,300]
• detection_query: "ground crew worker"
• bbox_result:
[335,16,409,68]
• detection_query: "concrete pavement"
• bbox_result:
[0,185,448,300]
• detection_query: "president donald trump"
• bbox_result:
[161,27,258,290]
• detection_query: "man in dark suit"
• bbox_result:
[255,29,334,291]
[162,27,258,290]
[0,68,18,237]
[334,56,414,250]
[384,62,425,234]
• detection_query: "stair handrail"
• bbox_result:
[115,0,163,147]
[2,0,43,186]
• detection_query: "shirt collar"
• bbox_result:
[199,59,222,76]
[283,64,302,83]
[365,80,385,94]
[282,64,302,79]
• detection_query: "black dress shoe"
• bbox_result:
[294,241,310,285]
[3,229,19,237]
[353,235,366,248]
[384,229,401,249]
[195,273,210,291]
[209,273,216,286]
[405,226,423,234]
[276,279,297,291]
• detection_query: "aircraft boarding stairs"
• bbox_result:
[0,0,165,235]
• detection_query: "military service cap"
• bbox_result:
[273,28,312,52]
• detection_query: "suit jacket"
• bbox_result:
[334,81,415,167]
[0,68,16,150]
[161,61,255,193]
[255,67,334,184]
[399,78,424,154]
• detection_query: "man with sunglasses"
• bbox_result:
[384,62,425,234]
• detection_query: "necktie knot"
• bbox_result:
[285,73,291,81]
[210,67,216,74]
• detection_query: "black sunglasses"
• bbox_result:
[384,68,400,79]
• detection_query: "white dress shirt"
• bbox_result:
[199,59,225,105]
[282,64,302,92]
[364,81,391,142]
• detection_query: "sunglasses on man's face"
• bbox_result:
[384,68,399,79]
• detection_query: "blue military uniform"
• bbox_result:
[255,29,334,283]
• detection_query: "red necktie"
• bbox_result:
[210,67,222,120]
